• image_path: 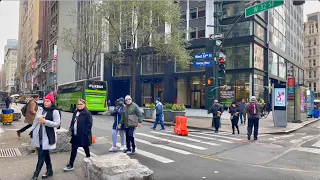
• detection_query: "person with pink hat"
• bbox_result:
[30,93,61,180]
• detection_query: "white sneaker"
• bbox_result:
[109,146,117,152]
[119,145,126,151]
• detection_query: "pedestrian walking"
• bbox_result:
[107,100,111,110]
[208,100,224,133]
[245,96,263,140]
[118,95,143,155]
[30,93,61,180]
[238,99,247,125]
[109,97,126,152]
[5,95,11,108]
[17,95,39,137]
[228,101,240,135]
[64,99,93,171]
[151,97,165,130]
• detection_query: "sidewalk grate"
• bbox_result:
[0,148,22,157]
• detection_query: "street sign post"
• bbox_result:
[193,61,214,67]
[245,0,284,18]
[193,52,213,60]
[209,33,224,40]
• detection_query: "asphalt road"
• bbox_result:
[57,111,320,180]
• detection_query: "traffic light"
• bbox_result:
[218,57,225,78]
[207,77,214,86]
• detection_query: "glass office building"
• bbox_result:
[104,0,305,109]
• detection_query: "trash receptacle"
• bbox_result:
[314,110,319,118]
[2,109,14,125]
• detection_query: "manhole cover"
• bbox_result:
[0,148,22,157]
[151,140,169,145]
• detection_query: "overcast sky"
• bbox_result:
[0,0,320,65]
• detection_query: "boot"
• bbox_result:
[41,166,53,179]
[31,171,39,180]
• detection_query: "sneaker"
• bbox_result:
[160,129,165,131]
[119,145,126,151]
[247,135,251,140]
[254,137,258,140]
[109,146,117,152]
[131,149,136,155]
[124,149,131,154]
[17,131,21,137]
[151,127,156,130]
[63,165,74,172]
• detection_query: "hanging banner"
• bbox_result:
[31,58,36,69]
[52,60,57,73]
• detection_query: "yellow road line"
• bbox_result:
[191,153,320,173]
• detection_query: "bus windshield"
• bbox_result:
[57,80,107,113]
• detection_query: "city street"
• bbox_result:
[56,111,320,180]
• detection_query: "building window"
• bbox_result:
[313,48,316,55]
[309,83,312,89]
[279,56,286,79]
[309,60,312,66]
[314,71,317,78]
[113,58,131,77]
[254,22,266,41]
[309,49,312,56]
[315,38,317,45]
[181,11,186,21]
[314,83,317,92]
[254,44,264,70]
[223,43,251,69]
[309,71,312,78]
[222,1,247,18]
[299,68,304,85]
[189,6,206,20]
[153,54,166,74]
[141,54,153,75]
[189,27,205,39]
[314,59,316,66]
[222,21,252,39]
[268,51,278,76]
[254,74,265,101]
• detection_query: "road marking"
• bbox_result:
[164,131,233,144]
[135,138,192,155]
[191,132,242,141]
[311,140,320,148]
[150,131,221,146]
[289,135,314,143]
[316,126,320,129]
[135,133,207,150]
[295,147,320,155]
[77,148,97,157]
[117,143,174,163]
[0,127,4,133]
[269,134,295,141]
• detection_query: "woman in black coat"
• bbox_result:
[63,99,93,171]
[228,101,240,135]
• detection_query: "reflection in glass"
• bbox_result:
[254,74,264,101]
[268,51,278,76]
[254,44,264,70]
[221,21,251,39]
[223,43,250,69]
[279,56,286,79]
[254,22,266,41]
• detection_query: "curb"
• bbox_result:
[142,118,320,135]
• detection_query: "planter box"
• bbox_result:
[171,111,186,122]
[143,108,155,119]
[163,110,172,122]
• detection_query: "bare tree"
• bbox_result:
[99,0,191,98]
[61,2,104,80]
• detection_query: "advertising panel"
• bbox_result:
[274,88,286,107]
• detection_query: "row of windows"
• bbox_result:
[308,48,317,56]
[308,71,318,79]
[181,6,206,21]
[308,83,318,93]
[307,38,318,46]
[308,59,317,67]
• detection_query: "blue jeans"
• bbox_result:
[153,115,165,130]
[112,129,125,147]
[239,113,243,124]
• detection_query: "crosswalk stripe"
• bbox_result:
[316,126,320,129]
[163,131,233,144]
[190,132,242,141]
[295,147,320,155]
[135,138,192,155]
[117,143,174,163]
[0,127,4,134]
[311,140,320,148]
[289,135,314,143]
[149,131,221,146]
[135,133,207,150]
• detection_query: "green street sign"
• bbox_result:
[245,0,284,18]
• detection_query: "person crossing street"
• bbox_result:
[151,97,165,130]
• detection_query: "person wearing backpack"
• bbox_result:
[17,95,39,137]
[245,96,263,140]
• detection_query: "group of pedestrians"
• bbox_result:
[208,96,263,140]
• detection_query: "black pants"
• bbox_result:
[69,143,90,167]
[19,124,32,133]
[34,146,52,177]
[212,117,220,131]
[231,118,239,134]
[247,117,259,138]
[125,127,136,151]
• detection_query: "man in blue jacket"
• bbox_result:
[151,97,165,130]
[109,97,126,152]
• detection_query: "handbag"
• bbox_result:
[230,115,233,120]
[128,115,138,126]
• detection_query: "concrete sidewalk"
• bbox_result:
[0,119,83,180]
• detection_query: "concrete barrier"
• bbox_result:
[51,128,72,153]
[82,153,155,180]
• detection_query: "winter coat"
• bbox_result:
[229,106,240,120]
[238,102,247,113]
[111,104,125,130]
[25,99,38,125]
[70,109,93,147]
[120,102,143,128]
[208,103,224,117]
[30,106,61,150]
[156,102,163,117]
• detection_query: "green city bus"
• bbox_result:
[56,79,107,114]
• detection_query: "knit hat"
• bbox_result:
[118,97,124,102]
[231,101,237,105]
[44,93,55,103]
[251,96,256,102]
[125,95,132,100]
[156,97,160,101]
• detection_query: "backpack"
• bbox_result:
[21,101,30,117]
[249,103,258,115]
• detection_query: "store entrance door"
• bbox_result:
[191,90,201,109]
